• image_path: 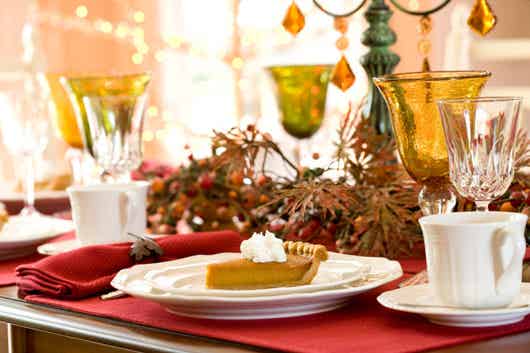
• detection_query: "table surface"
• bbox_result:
[0,286,529,353]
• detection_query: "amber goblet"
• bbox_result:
[374,71,491,215]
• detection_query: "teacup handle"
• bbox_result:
[495,225,525,296]
[119,191,136,240]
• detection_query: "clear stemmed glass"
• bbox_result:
[60,73,151,184]
[437,97,522,211]
[45,73,86,185]
[81,93,148,183]
[0,73,50,216]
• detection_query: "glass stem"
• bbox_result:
[22,154,36,214]
[66,148,83,185]
[475,201,490,212]
[418,182,456,215]
[293,143,301,168]
[100,170,114,184]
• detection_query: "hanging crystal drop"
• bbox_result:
[467,0,497,36]
[331,55,355,91]
[282,2,305,36]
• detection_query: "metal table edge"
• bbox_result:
[0,296,273,353]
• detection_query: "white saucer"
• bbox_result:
[377,283,530,327]
[0,215,74,260]
[112,253,403,320]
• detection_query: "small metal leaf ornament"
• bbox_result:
[129,232,164,262]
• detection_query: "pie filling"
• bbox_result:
[205,240,328,290]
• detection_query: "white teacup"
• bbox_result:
[419,212,527,309]
[67,182,149,246]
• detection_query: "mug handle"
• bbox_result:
[119,191,136,240]
[495,225,525,296]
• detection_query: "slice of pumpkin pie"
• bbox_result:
[205,231,327,290]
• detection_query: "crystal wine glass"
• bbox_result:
[81,93,148,182]
[437,96,522,211]
[0,73,50,216]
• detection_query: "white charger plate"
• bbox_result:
[377,283,530,327]
[143,252,370,297]
[0,215,74,260]
[111,253,402,320]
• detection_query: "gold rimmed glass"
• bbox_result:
[59,73,151,183]
[373,71,491,215]
[45,73,85,185]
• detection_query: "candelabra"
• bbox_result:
[283,0,496,136]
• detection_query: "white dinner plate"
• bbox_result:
[0,215,74,260]
[377,283,530,327]
[143,252,370,297]
[111,253,402,320]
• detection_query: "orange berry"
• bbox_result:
[151,177,165,194]
[230,171,244,186]
[170,202,185,219]
[178,193,188,204]
[257,174,268,186]
[228,190,238,199]
[259,194,270,204]
[499,202,516,212]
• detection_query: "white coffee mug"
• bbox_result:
[419,211,527,309]
[67,182,149,246]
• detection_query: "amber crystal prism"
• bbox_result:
[282,2,305,36]
[467,0,497,36]
[331,55,355,91]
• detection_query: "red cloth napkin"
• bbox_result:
[0,232,75,286]
[16,230,242,299]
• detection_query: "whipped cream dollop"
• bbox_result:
[240,231,287,263]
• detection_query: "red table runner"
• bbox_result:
[24,275,530,353]
[5,239,530,353]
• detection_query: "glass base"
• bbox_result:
[19,206,43,218]
[418,183,456,215]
